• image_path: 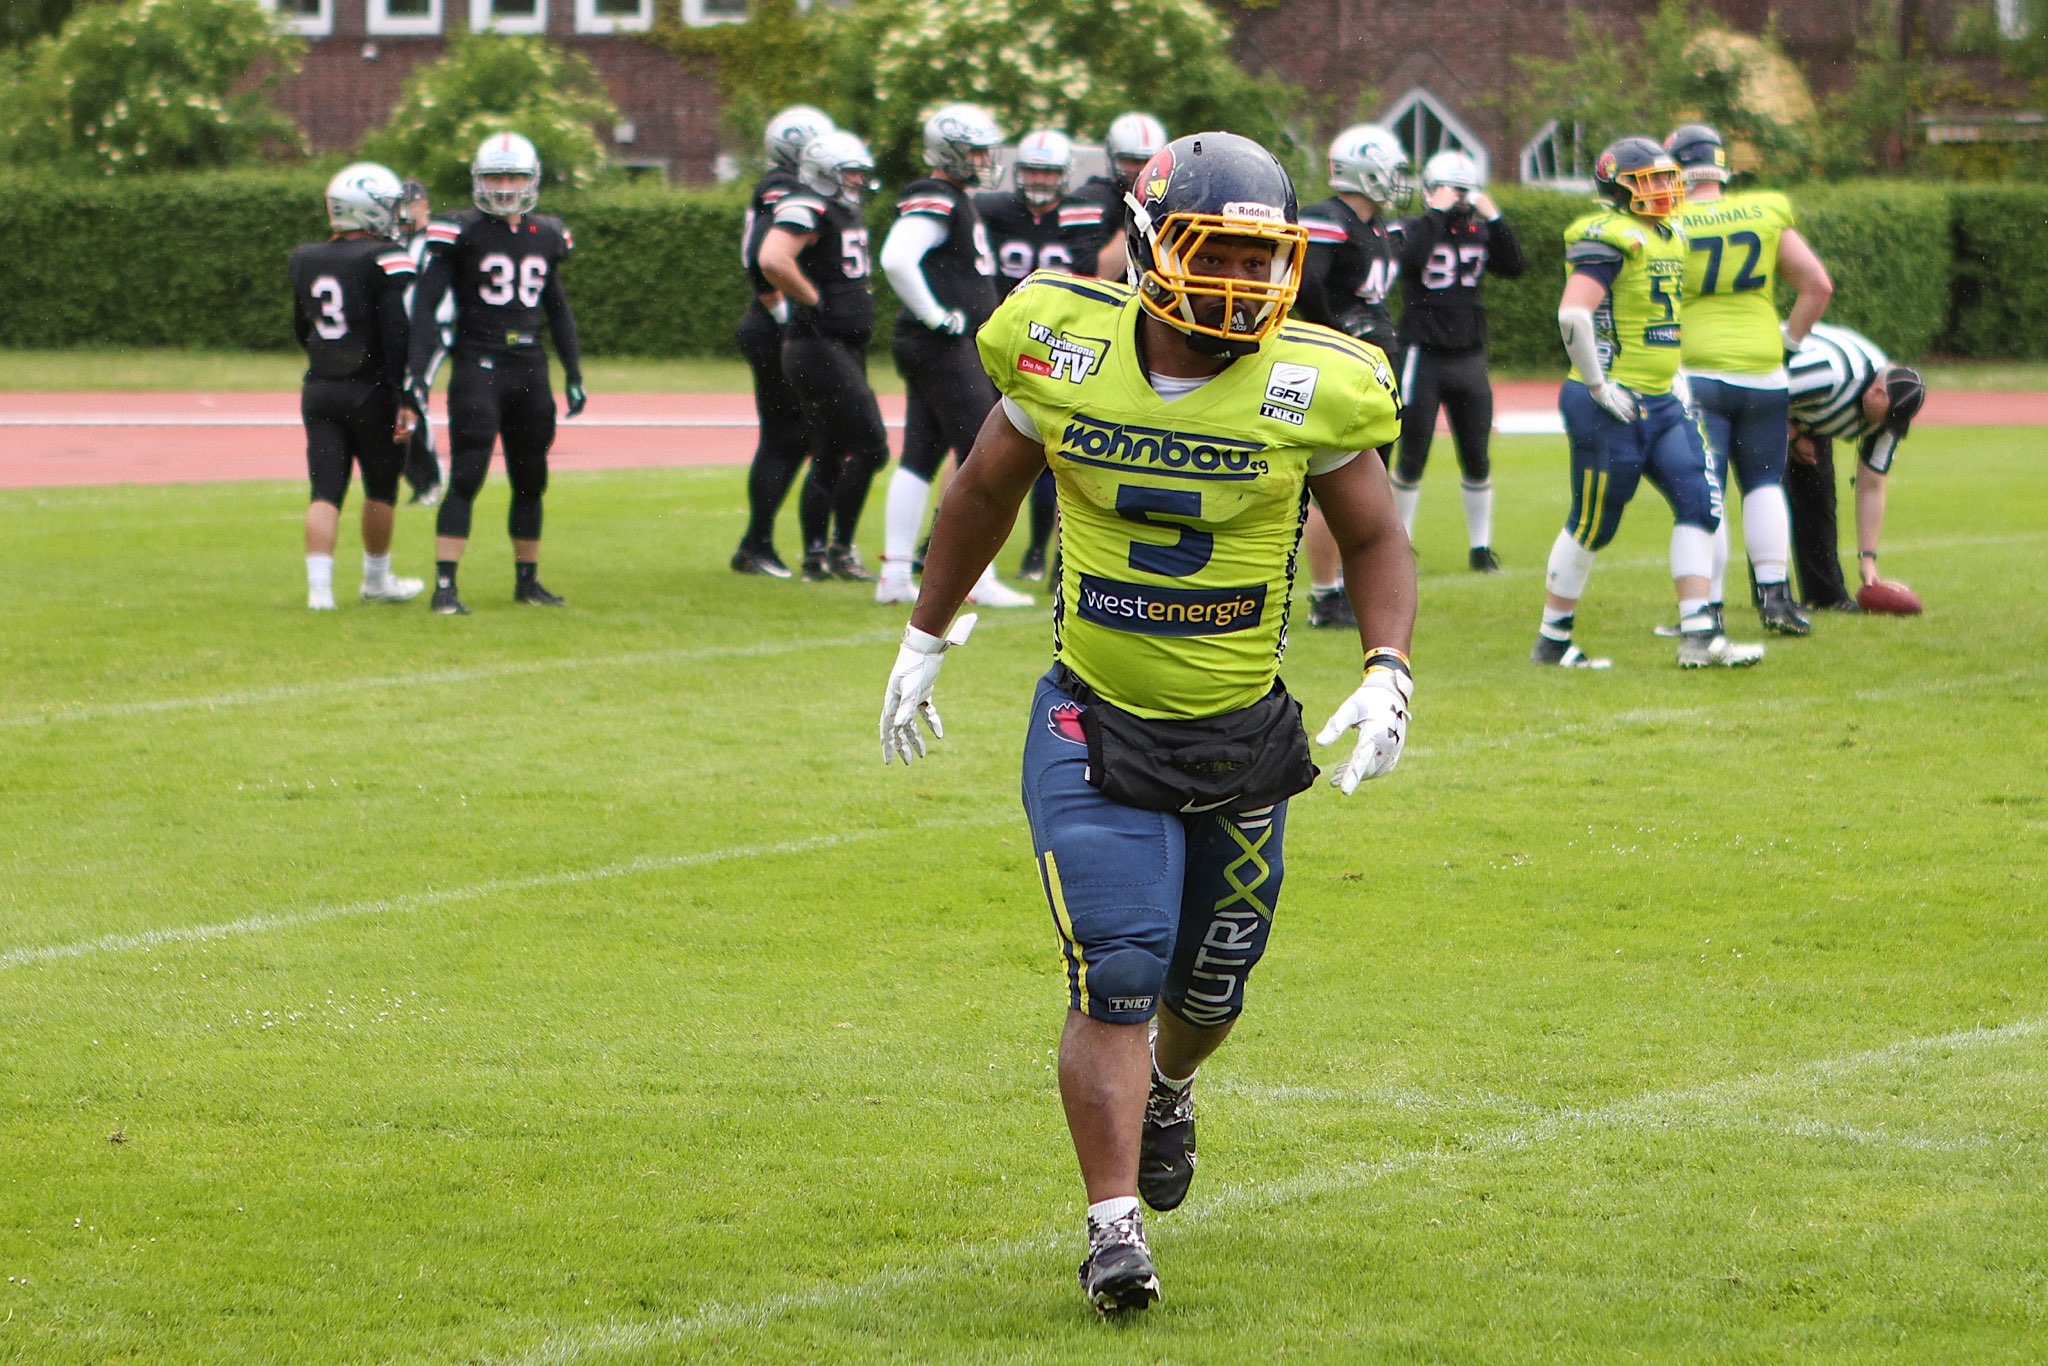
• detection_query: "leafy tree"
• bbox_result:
[358,32,621,205]
[0,0,304,175]
[660,0,1296,185]
[1509,0,1815,178]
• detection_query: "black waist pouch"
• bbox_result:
[1056,665,1320,816]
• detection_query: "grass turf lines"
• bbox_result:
[2,428,2045,1362]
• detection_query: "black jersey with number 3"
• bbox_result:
[288,236,416,386]
[770,192,875,341]
[413,208,580,380]
[975,189,1074,300]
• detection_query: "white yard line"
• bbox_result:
[503,1014,2045,1363]
[0,818,1007,972]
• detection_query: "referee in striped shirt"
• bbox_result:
[1785,322,1926,610]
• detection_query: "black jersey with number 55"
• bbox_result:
[770,192,876,341]
[410,208,582,383]
[288,236,416,386]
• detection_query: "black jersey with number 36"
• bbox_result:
[420,208,575,354]
[288,236,416,385]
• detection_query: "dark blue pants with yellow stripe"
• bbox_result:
[1558,381,1722,550]
[1020,669,1283,1029]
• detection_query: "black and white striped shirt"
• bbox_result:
[1788,322,1902,473]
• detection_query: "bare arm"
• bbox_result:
[1307,452,1416,657]
[908,405,1047,637]
[758,228,820,308]
[1778,228,1832,346]
[1854,467,1887,585]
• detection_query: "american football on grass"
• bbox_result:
[1856,579,1924,615]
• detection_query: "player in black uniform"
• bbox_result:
[873,102,1032,610]
[731,104,835,579]
[1059,111,1166,279]
[1294,122,1411,627]
[1389,149,1525,572]
[757,129,887,582]
[408,131,584,615]
[289,162,426,611]
[977,127,1076,581]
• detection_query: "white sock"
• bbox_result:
[1460,480,1492,549]
[1671,523,1714,584]
[1742,486,1792,584]
[1679,596,1711,620]
[1391,479,1421,536]
[883,467,930,564]
[363,552,391,584]
[1708,518,1730,602]
[1087,1195,1141,1229]
[1539,604,1575,641]
[1310,574,1342,593]
[306,554,333,593]
[1545,530,1596,600]
[1150,1043,1194,1091]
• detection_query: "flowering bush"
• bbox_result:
[357,33,620,205]
[0,0,305,176]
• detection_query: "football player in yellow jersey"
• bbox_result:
[1667,123,1834,638]
[1537,135,1764,670]
[875,132,1413,1314]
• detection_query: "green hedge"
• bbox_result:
[1,171,2041,363]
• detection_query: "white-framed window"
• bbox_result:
[1519,118,1594,193]
[368,0,443,35]
[470,0,546,33]
[682,0,749,23]
[1996,0,2030,39]
[1381,87,1489,183]
[576,0,653,32]
[262,0,333,38]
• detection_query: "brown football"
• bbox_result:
[1856,579,1924,615]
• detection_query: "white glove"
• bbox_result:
[1314,665,1413,795]
[880,614,978,765]
[930,308,969,337]
[768,296,791,325]
[1590,381,1639,424]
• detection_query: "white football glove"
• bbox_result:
[880,614,978,765]
[1313,665,1413,795]
[1590,381,1639,424]
[930,308,969,337]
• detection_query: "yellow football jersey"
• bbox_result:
[1561,210,1687,396]
[1676,191,1796,374]
[976,272,1400,720]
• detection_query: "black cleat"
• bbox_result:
[800,544,833,582]
[514,580,566,607]
[1757,581,1812,636]
[730,541,794,579]
[407,484,443,508]
[1468,546,1502,573]
[1531,634,1611,668]
[1307,586,1355,629]
[1811,596,1862,613]
[430,584,469,616]
[1018,545,1047,581]
[1078,1209,1161,1316]
[1138,1073,1196,1212]
[827,542,876,582]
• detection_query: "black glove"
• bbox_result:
[405,378,430,416]
[565,382,587,418]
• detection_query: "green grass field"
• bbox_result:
[3,428,2045,1363]
[1,346,2044,395]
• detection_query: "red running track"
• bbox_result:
[3,384,2044,490]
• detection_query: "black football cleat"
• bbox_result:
[430,584,469,616]
[1307,586,1356,629]
[800,544,833,582]
[514,580,566,607]
[730,541,794,579]
[1468,546,1503,573]
[1757,581,1812,636]
[827,543,876,582]
[1138,1073,1196,1212]
[1078,1209,1161,1316]
[1531,634,1611,668]
[1017,545,1048,581]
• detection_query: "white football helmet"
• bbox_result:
[472,131,541,217]
[325,161,405,238]
[798,130,878,212]
[1104,111,1168,187]
[1422,148,1482,197]
[764,104,835,171]
[922,102,1003,188]
[1328,124,1411,208]
[1011,128,1073,209]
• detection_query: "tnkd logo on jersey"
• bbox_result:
[1025,322,1106,383]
